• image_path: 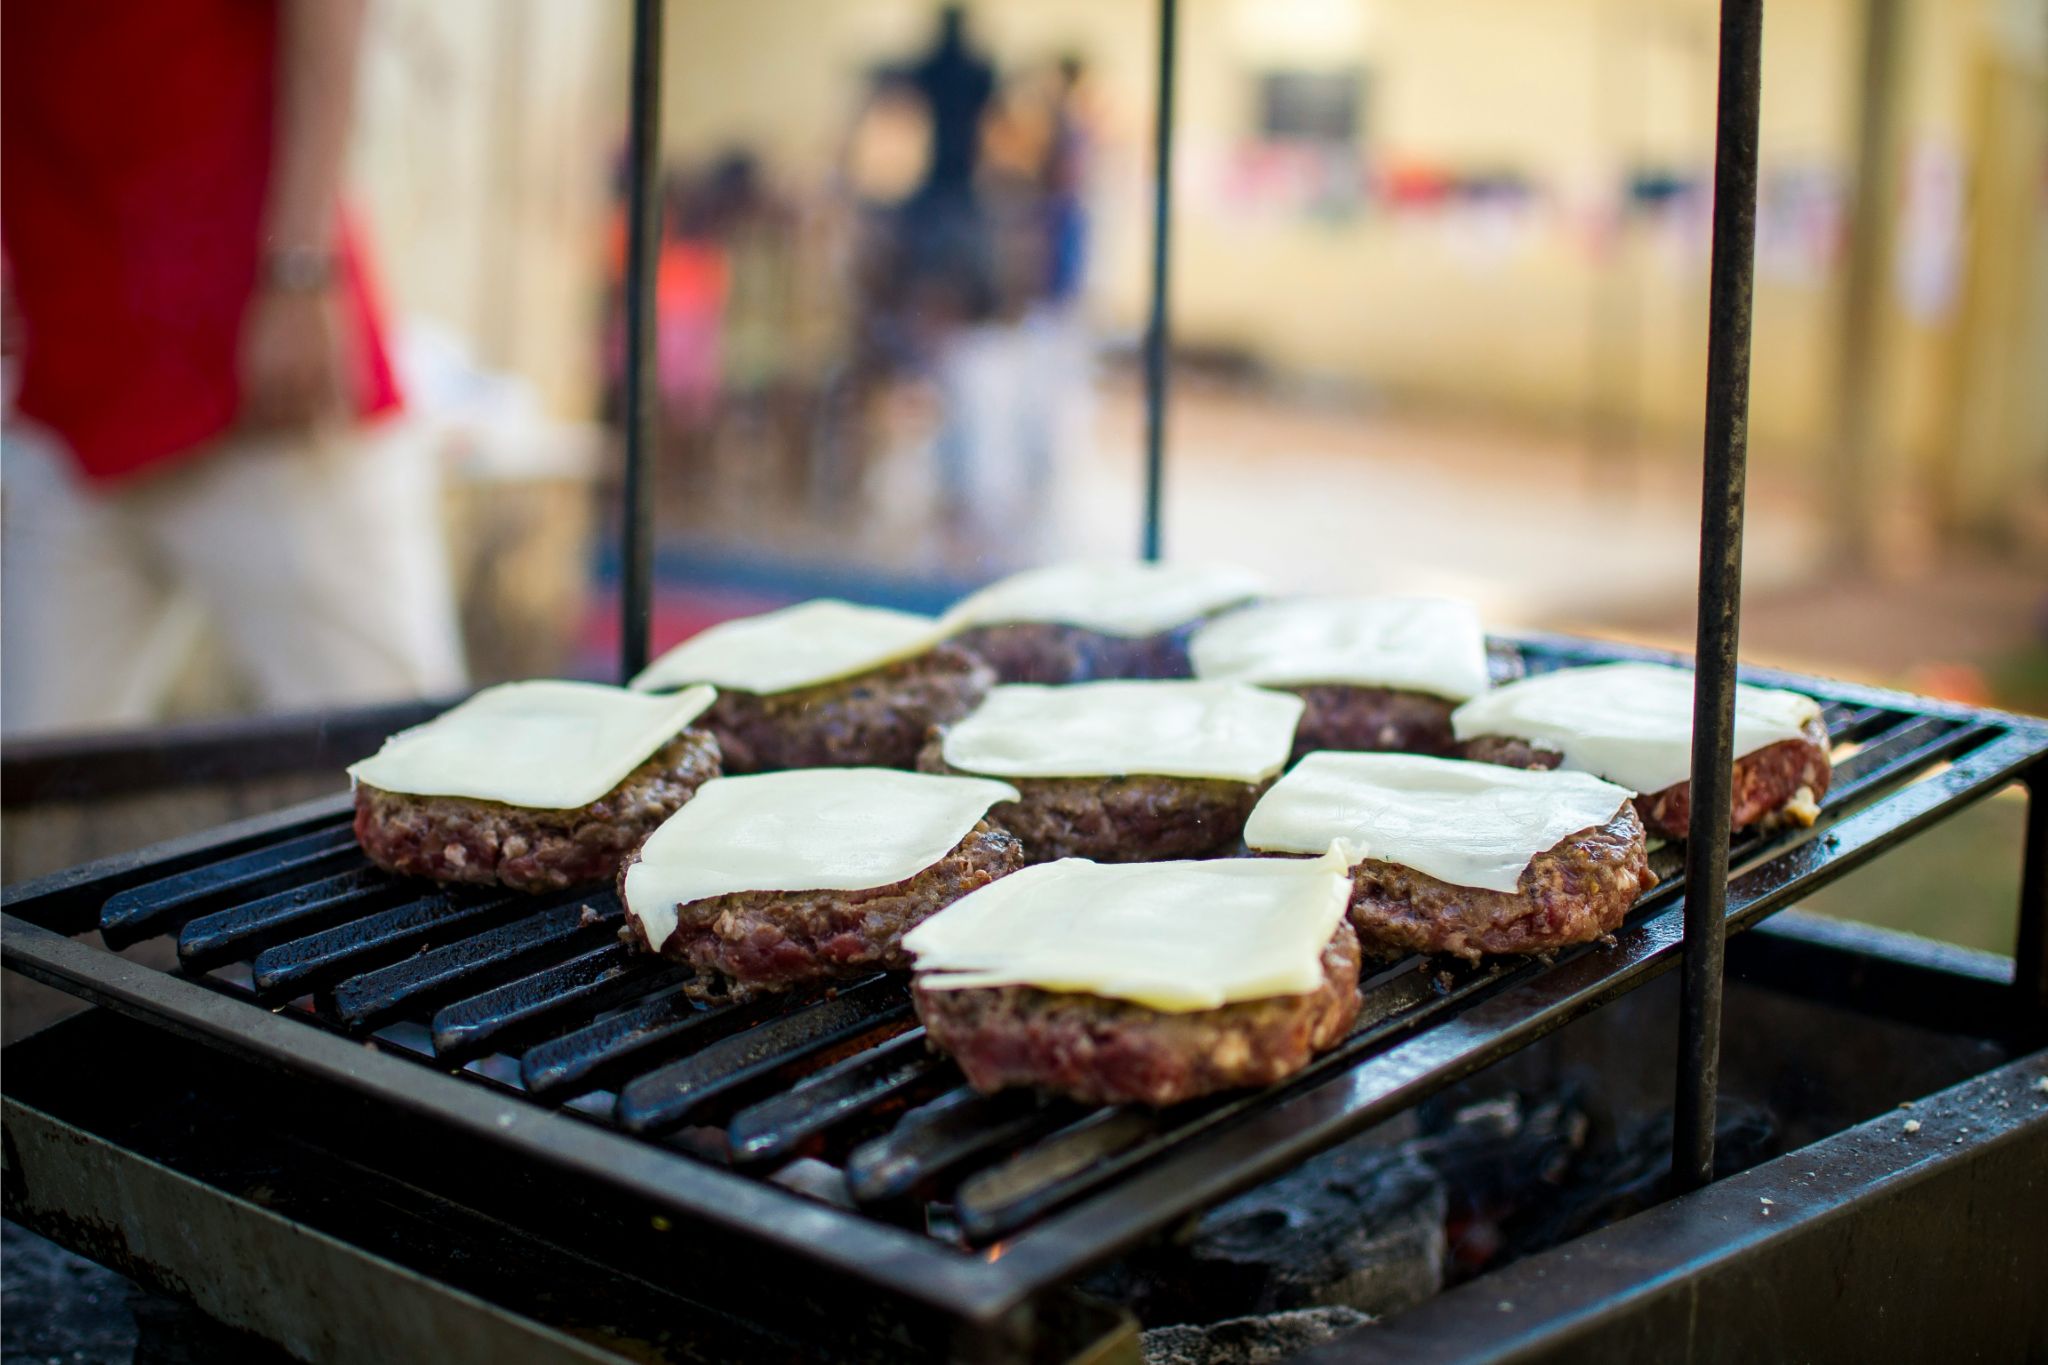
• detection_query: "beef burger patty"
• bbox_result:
[917,733,1264,863]
[1342,803,1654,961]
[1460,716,1832,840]
[354,729,721,893]
[1285,685,1459,760]
[707,643,993,772]
[949,620,1207,684]
[629,820,1023,1000]
[914,921,1362,1107]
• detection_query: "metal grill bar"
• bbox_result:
[848,1087,1074,1206]
[1676,0,1766,1193]
[727,1028,947,1166]
[100,825,361,949]
[616,976,909,1134]
[250,884,521,998]
[519,984,758,1101]
[177,865,391,971]
[431,942,673,1063]
[330,898,616,1029]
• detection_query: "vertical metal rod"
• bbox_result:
[619,0,664,682]
[1140,0,1178,562]
[2015,765,2048,1032]
[1672,0,1764,1194]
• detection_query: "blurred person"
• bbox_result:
[1016,54,1097,538]
[0,0,465,736]
[891,6,1000,334]
[1038,55,1094,314]
[600,168,730,500]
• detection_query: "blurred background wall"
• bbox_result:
[344,0,2047,567]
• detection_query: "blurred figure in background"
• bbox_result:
[896,5,1000,331]
[0,0,465,736]
[1019,54,1097,542]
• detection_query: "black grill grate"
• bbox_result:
[7,635,2046,1328]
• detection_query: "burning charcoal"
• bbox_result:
[1402,1082,1778,1279]
[1140,1306,1371,1365]
[1106,1140,1445,1325]
[1409,1088,1594,1278]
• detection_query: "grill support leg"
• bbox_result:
[1673,0,1765,1194]
[1140,0,1177,562]
[618,0,664,682]
[2016,761,2048,1032]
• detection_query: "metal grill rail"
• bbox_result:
[6,637,2046,1324]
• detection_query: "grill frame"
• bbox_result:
[7,633,2046,1334]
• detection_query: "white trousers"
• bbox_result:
[1,421,467,736]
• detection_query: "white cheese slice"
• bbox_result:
[629,599,945,696]
[940,681,1304,783]
[941,561,1265,638]
[1244,752,1637,893]
[904,850,1354,1012]
[347,680,715,810]
[1190,596,1490,700]
[1450,662,1823,795]
[621,768,1019,956]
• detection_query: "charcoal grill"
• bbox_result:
[7,0,2048,1361]
[7,635,2047,1361]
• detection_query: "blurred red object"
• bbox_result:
[1902,662,1993,707]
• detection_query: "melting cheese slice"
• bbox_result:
[630,599,945,696]
[1191,596,1490,700]
[1245,752,1636,893]
[348,680,715,810]
[1450,662,1823,795]
[941,561,1265,638]
[940,681,1303,783]
[905,851,1353,1012]
[622,768,1019,955]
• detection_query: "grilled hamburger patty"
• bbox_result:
[354,729,722,893]
[1459,716,1832,840]
[1286,685,1458,760]
[704,643,993,772]
[917,734,1265,863]
[627,820,1024,999]
[913,921,1362,1107]
[949,620,1208,684]
[1342,804,1654,962]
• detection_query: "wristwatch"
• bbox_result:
[263,246,339,292]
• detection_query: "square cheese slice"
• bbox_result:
[629,599,945,696]
[904,852,1353,1012]
[1450,662,1823,795]
[347,680,715,810]
[939,681,1304,783]
[1191,596,1489,699]
[941,561,1265,639]
[622,768,1020,956]
[1245,751,1636,893]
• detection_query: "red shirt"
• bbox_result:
[1,0,401,483]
